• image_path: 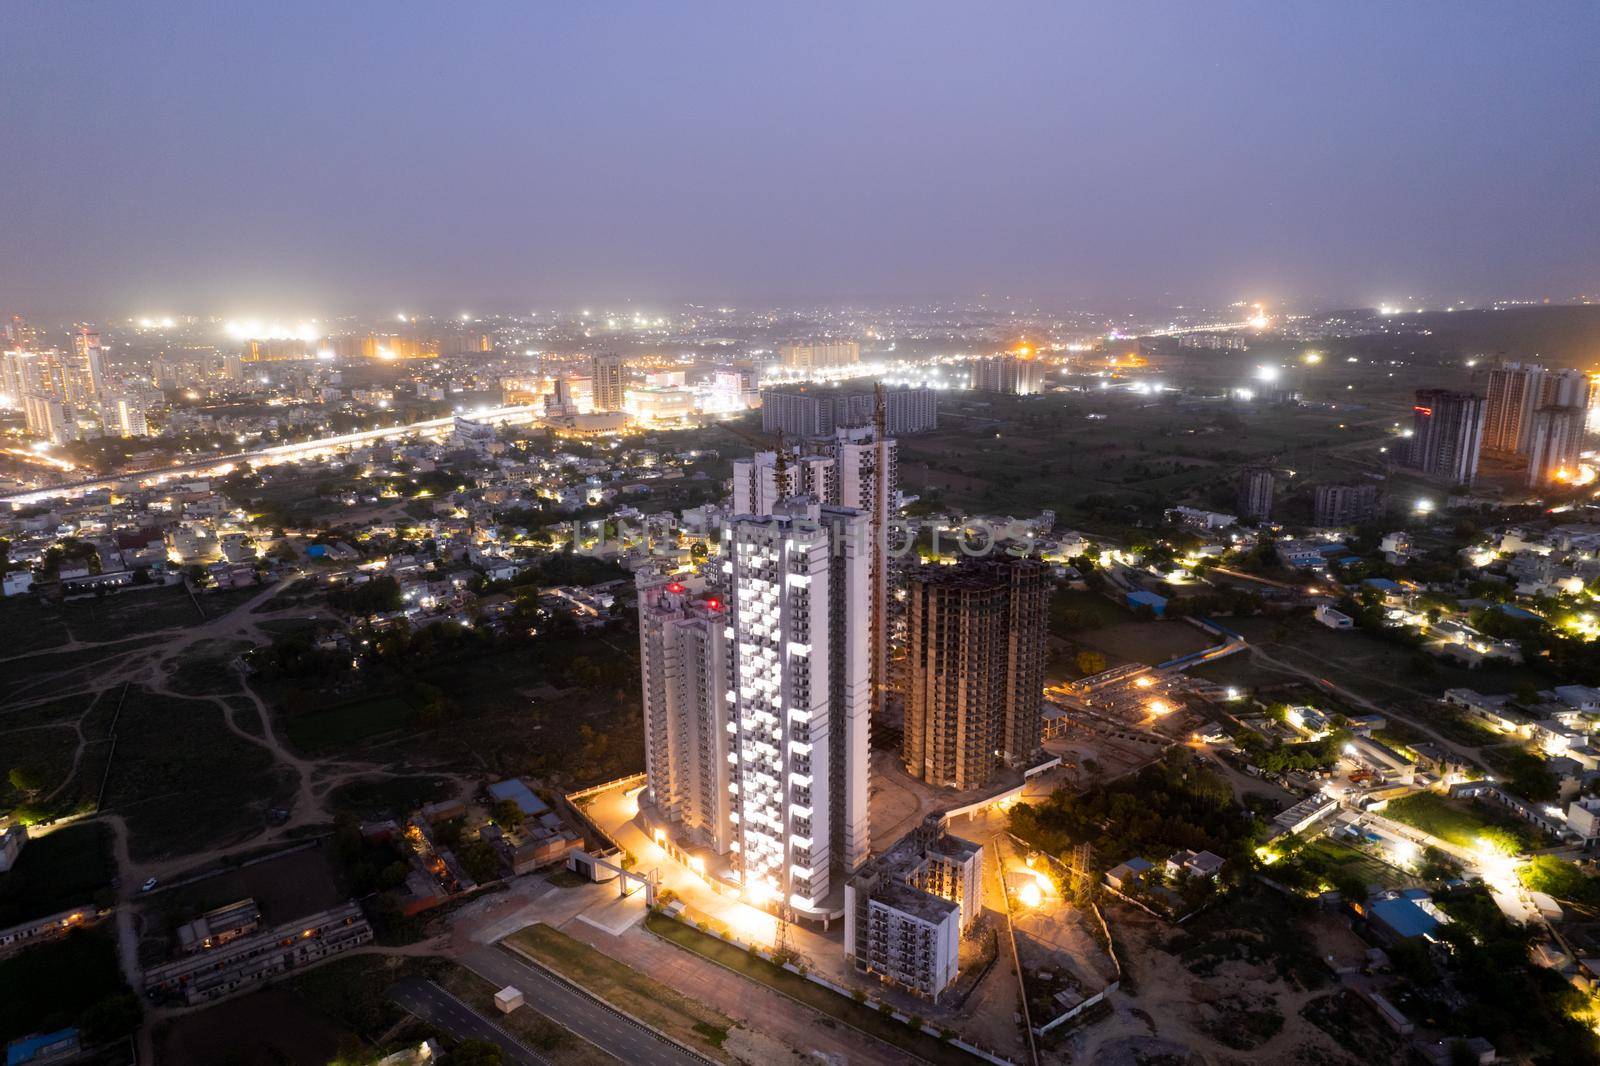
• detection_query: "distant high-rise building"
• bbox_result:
[1407,389,1486,485]
[23,393,76,444]
[780,340,860,371]
[6,314,38,351]
[68,327,106,405]
[103,395,150,438]
[638,499,872,917]
[1525,406,1587,488]
[970,356,1044,396]
[1484,362,1592,455]
[902,557,1048,791]
[761,385,936,438]
[1313,482,1382,527]
[591,353,625,411]
[1235,465,1274,523]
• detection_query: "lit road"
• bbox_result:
[389,976,549,1065]
[462,944,709,1066]
[0,404,543,505]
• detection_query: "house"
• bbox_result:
[0,826,25,872]
[4,1028,81,1065]
[1105,856,1154,891]
[2,571,32,597]
[1275,539,1330,569]
[1314,604,1354,630]
[1126,590,1167,617]
[1568,797,1600,841]
[1364,889,1448,943]
[1165,849,1225,880]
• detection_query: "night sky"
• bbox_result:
[3,2,1597,315]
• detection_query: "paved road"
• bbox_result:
[389,977,547,1065]
[463,944,708,1066]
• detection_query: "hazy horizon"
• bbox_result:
[4,2,1598,315]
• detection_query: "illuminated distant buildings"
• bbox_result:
[624,385,695,427]
[591,353,625,411]
[637,499,872,918]
[1525,406,1587,488]
[103,394,150,438]
[901,557,1048,790]
[326,334,440,361]
[1407,389,1486,485]
[1235,464,1274,523]
[761,385,936,438]
[23,393,76,444]
[970,355,1043,396]
[780,340,860,371]
[68,327,106,405]
[1484,362,1591,455]
[1313,482,1381,527]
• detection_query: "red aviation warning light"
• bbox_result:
[666,582,685,594]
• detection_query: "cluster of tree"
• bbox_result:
[327,575,404,615]
[39,538,102,578]
[1008,747,1261,871]
[1232,729,1350,775]
[1162,587,1264,619]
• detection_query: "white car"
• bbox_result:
[140,877,158,893]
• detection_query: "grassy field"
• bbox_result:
[644,912,980,1066]
[327,774,455,817]
[1383,792,1545,852]
[896,383,1411,529]
[102,686,296,862]
[0,822,115,927]
[283,693,417,752]
[1297,837,1424,892]
[505,923,736,1059]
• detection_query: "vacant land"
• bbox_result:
[0,822,115,927]
[101,686,297,862]
[1383,792,1545,852]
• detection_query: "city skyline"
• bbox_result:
[5,3,1599,313]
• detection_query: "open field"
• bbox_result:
[1296,837,1426,893]
[0,583,263,656]
[101,686,297,862]
[0,821,115,926]
[1075,620,1215,668]
[1383,792,1547,852]
[897,381,1421,530]
[507,922,739,1060]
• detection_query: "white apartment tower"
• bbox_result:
[724,499,872,915]
[638,578,736,854]
[729,418,896,719]
[640,500,873,918]
[1526,406,1587,488]
[730,449,836,516]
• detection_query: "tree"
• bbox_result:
[491,799,525,830]
[7,765,43,794]
[1074,650,1108,677]
[459,841,503,884]
[81,991,143,1043]
[444,1039,503,1066]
